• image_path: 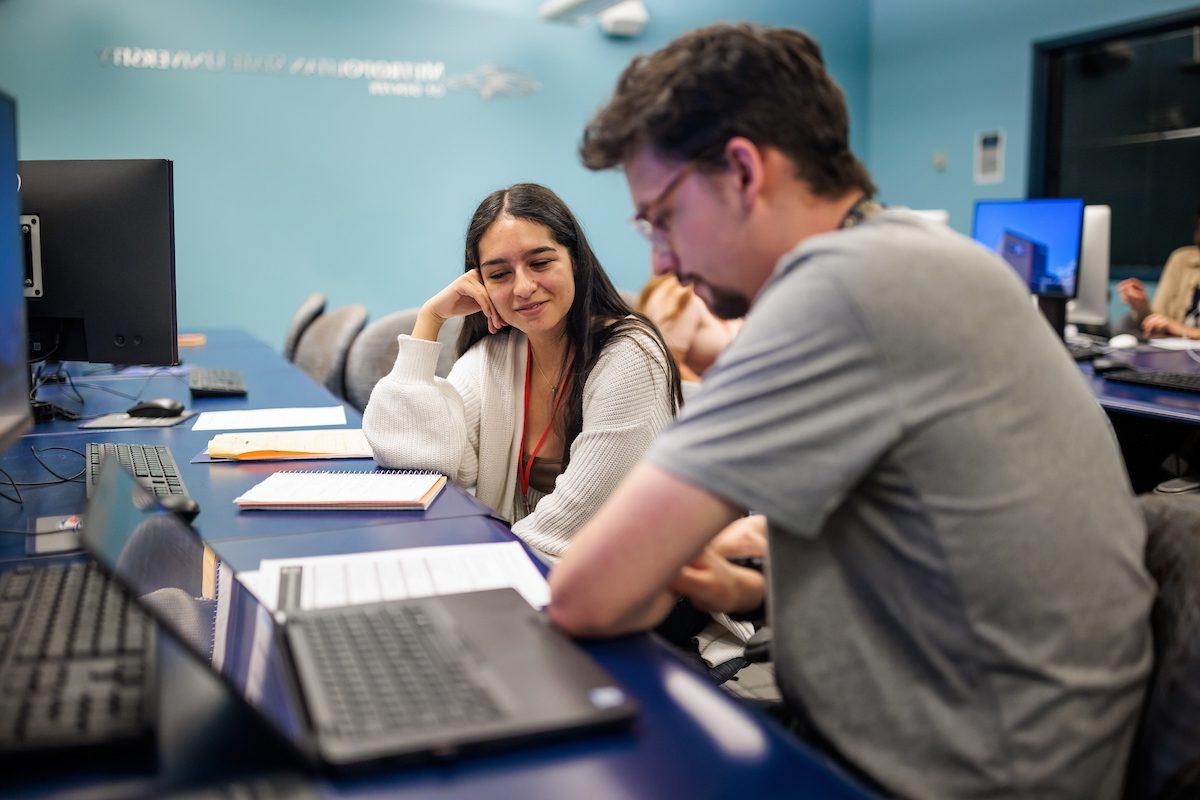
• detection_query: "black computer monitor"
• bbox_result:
[0,91,31,454]
[971,198,1085,299]
[20,159,178,365]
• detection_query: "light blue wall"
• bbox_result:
[0,0,869,351]
[867,0,1196,236]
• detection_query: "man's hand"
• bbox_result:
[709,514,766,558]
[670,545,764,614]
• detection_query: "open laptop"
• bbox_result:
[80,460,637,770]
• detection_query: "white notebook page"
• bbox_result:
[235,471,441,506]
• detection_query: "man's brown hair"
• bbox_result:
[580,23,875,198]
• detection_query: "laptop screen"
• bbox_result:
[81,461,315,756]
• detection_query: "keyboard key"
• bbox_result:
[86,443,191,501]
[0,564,154,753]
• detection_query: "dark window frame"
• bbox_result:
[1030,8,1200,280]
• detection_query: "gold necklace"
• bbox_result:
[531,350,562,395]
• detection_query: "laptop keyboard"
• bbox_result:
[188,367,247,398]
[0,562,154,753]
[86,442,190,499]
[296,603,504,740]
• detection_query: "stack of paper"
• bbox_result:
[241,541,551,612]
[207,429,373,460]
[191,405,347,432]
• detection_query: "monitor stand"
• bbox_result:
[1038,295,1068,341]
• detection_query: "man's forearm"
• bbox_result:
[549,462,741,638]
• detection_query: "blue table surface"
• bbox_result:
[1,328,873,798]
[1084,345,1200,423]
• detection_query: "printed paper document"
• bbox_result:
[192,405,346,431]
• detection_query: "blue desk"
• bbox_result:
[1085,347,1200,424]
[1,329,872,799]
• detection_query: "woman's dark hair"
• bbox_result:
[456,183,682,469]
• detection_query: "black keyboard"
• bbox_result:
[0,562,155,755]
[86,443,190,499]
[188,367,247,398]
[1103,368,1200,393]
[292,603,504,741]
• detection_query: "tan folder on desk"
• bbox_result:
[206,429,373,460]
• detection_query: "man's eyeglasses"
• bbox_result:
[631,161,697,252]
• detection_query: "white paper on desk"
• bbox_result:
[1148,337,1200,351]
[191,405,346,431]
[248,541,550,612]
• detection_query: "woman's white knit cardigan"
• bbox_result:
[362,328,674,560]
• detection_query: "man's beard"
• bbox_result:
[692,279,750,320]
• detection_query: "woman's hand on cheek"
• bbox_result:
[423,271,507,333]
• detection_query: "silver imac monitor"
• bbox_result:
[911,208,950,226]
[1067,205,1112,327]
[0,89,31,454]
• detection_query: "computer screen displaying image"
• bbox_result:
[971,198,1085,299]
[0,90,31,453]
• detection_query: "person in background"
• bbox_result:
[550,23,1152,799]
[1118,206,1200,339]
[363,183,680,561]
[635,274,742,382]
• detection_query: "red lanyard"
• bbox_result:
[518,341,569,497]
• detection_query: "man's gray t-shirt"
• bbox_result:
[647,210,1153,799]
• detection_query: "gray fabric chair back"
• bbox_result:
[1126,493,1200,800]
[344,309,462,411]
[283,292,326,361]
[293,304,368,398]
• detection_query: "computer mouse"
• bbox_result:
[157,494,201,522]
[126,397,185,418]
[1108,333,1140,351]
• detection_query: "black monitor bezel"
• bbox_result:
[971,197,1086,300]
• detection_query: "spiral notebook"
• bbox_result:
[234,470,446,510]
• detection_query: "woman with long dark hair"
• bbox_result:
[364,184,681,559]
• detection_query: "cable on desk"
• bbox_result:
[0,466,23,505]
[0,448,87,501]
[130,366,189,403]
[34,365,185,410]
[29,446,86,484]
[68,381,137,401]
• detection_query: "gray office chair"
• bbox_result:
[1125,493,1200,800]
[344,309,463,411]
[292,304,368,399]
[283,292,327,362]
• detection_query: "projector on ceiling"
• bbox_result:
[597,1,648,38]
[538,0,648,38]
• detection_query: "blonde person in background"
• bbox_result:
[1118,206,1200,339]
[635,274,742,382]
[363,183,680,561]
